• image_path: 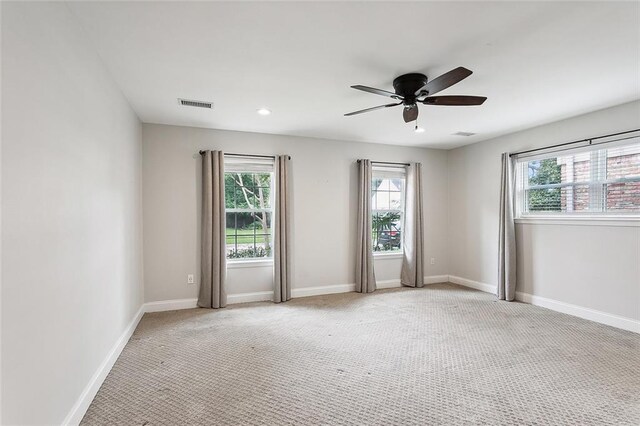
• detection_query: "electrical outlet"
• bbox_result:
[187,274,194,284]
[430,258,435,265]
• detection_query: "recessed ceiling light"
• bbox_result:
[257,108,271,116]
[414,126,425,133]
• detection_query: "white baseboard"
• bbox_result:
[376,275,449,288]
[227,291,273,304]
[291,275,450,295]
[448,275,496,294]
[291,283,356,298]
[62,305,144,426]
[144,298,198,312]
[144,292,275,311]
[515,291,640,334]
[145,276,454,314]
[376,279,401,289]
[120,278,640,336]
[449,275,639,334]
[424,274,449,285]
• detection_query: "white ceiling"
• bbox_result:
[68,1,640,149]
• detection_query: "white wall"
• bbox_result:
[142,124,449,303]
[1,3,144,425]
[448,101,640,322]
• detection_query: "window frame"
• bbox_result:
[514,140,640,223]
[371,166,407,256]
[224,161,276,264]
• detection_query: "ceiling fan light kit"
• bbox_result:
[345,66,487,127]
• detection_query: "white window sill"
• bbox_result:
[515,216,640,227]
[227,259,274,269]
[373,252,404,260]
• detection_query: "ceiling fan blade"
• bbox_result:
[351,85,403,100]
[414,67,473,96]
[421,95,487,106]
[344,102,402,116]
[403,105,419,123]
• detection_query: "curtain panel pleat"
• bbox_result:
[498,153,517,301]
[198,150,227,309]
[356,159,376,293]
[274,155,292,303]
[401,163,425,288]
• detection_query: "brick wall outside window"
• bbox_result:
[559,152,640,212]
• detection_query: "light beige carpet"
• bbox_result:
[81,283,640,425]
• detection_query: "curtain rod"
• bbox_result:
[509,128,639,158]
[357,160,411,166]
[198,151,290,160]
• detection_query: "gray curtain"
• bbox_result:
[355,159,376,293]
[498,153,517,301]
[274,155,292,303]
[198,150,227,309]
[401,163,424,288]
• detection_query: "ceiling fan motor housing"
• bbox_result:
[393,73,428,105]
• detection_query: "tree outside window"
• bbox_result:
[225,172,273,259]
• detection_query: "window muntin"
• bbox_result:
[371,167,406,252]
[516,140,640,216]
[224,170,274,259]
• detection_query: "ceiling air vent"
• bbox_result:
[179,98,213,109]
[452,131,476,137]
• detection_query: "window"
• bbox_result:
[515,139,640,217]
[371,166,406,252]
[224,158,274,260]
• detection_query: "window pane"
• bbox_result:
[225,175,238,209]
[256,185,272,209]
[527,188,562,212]
[389,191,402,210]
[560,184,594,212]
[572,157,591,183]
[390,178,403,192]
[606,182,640,211]
[607,151,640,180]
[372,212,402,252]
[226,211,272,259]
[527,155,596,213]
[606,150,640,212]
[528,158,561,186]
[376,191,390,210]
[224,172,273,210]
[529,184,598,212]
[246,182,257,208]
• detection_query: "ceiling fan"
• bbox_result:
[345,66,486,124]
